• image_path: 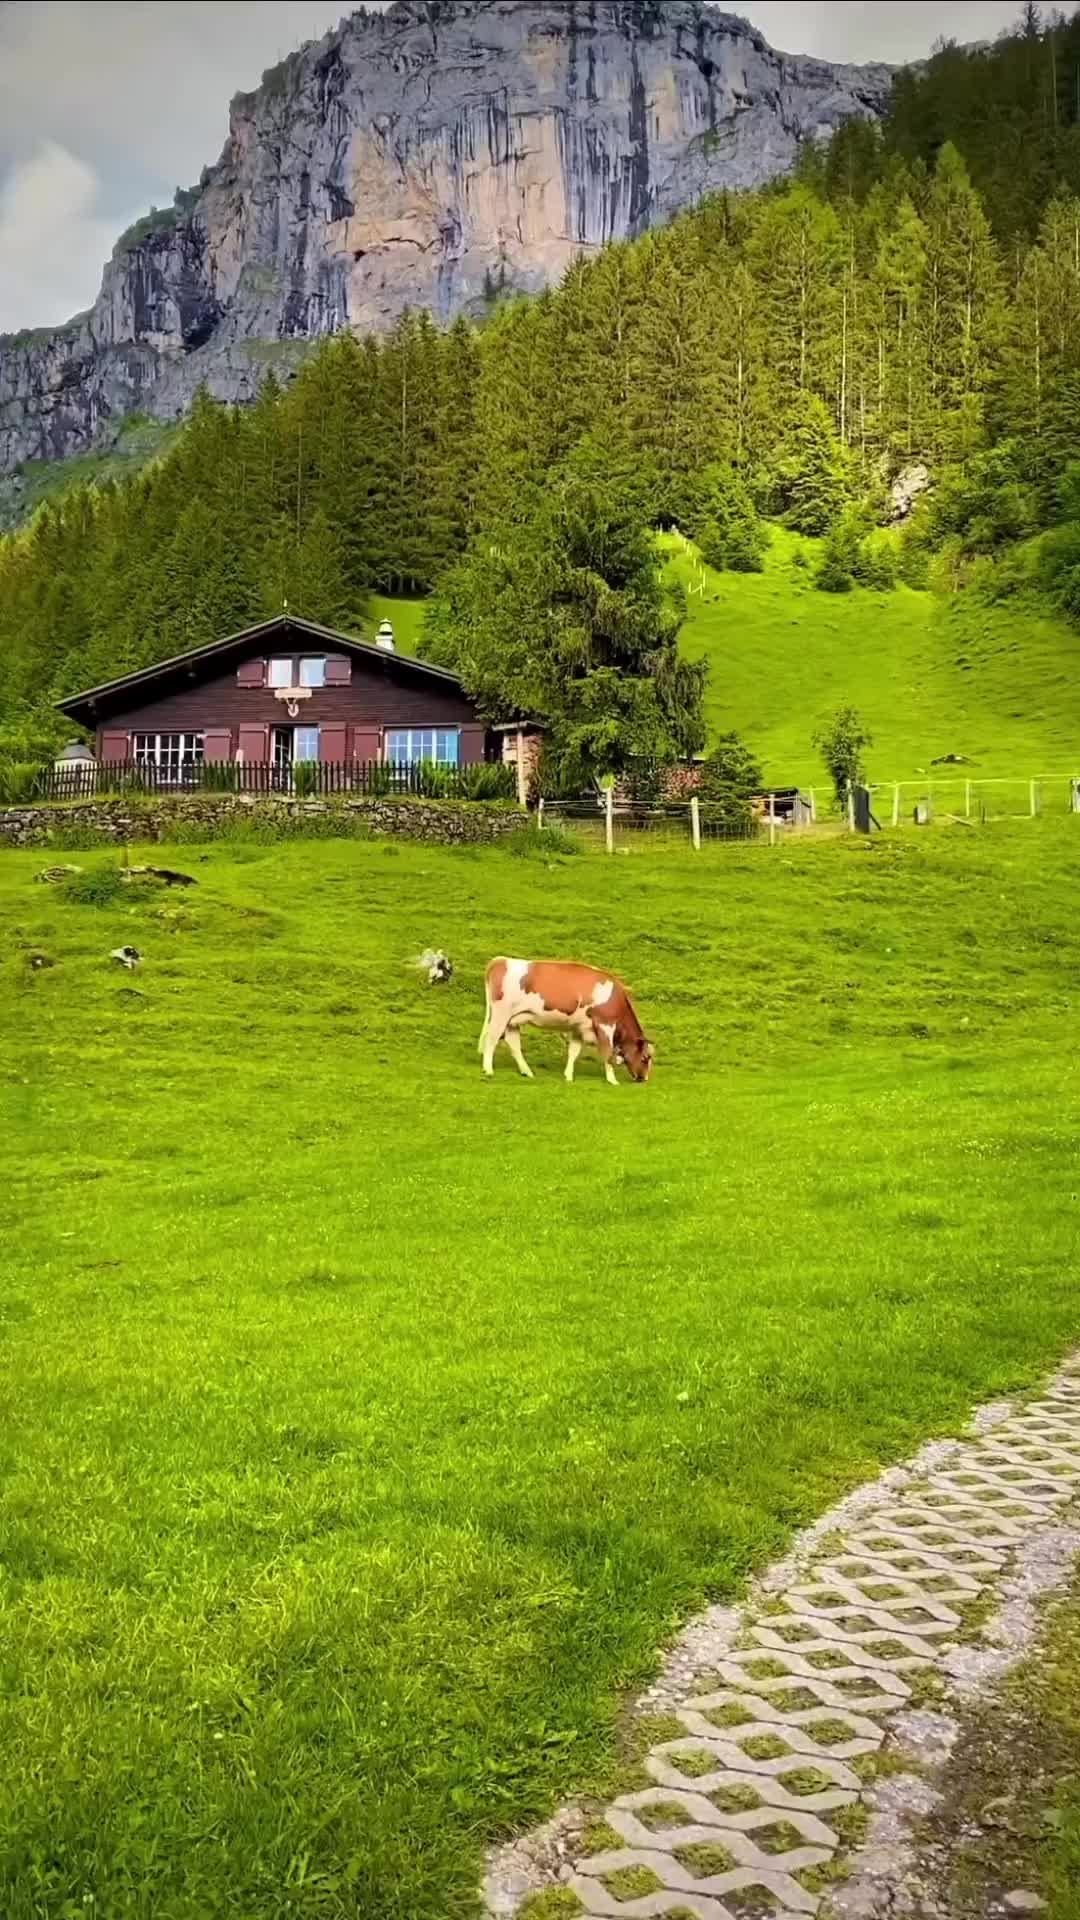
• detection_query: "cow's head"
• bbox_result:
[619,1032,655,1082]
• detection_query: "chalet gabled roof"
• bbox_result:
[56,613,466,726]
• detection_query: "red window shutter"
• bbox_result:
[101,730,129,762]
[237,725,270,763]
[236,658,264,687]
[353,726,380,762]
[320,723,348,764]
[324,654,351,686]
[204,728,232,761]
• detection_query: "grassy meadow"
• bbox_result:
[663,527,1080,791]
[3,821,1080,1918]
[374,531,1080,804]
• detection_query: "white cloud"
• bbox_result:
[0,141,138,332]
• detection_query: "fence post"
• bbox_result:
[768,792,776,846]
[892,782,900,828]
[1071,778,1080,814]
[537,795,545,831]
[1030,777,1037,817]
[604,784,614,855]
[847,786,855,834]
[690,795,701,851]
[809,787,817,823]
[965,778,972,818]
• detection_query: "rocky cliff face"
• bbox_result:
[0,0,891,477]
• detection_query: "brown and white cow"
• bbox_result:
[479,958,654,1083]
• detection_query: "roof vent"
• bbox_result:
[376,619,395,652]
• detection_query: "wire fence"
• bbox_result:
[536,775,1080,853]
[869,776,1080,824]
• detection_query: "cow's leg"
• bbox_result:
[564,1035,583,1083]
[481,1000,513,1076]
[503,1026,534,1080]
[593,1020,619,1086]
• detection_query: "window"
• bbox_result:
[385,728,460,766]
[294,726,321,762]
[298,657,326,688]
[268,657,293,688]
[133,733,204,782]
[267,656,326,688]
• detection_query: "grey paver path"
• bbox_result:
[483,1356,1080,1919]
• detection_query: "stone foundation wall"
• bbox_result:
[0,794,529,849]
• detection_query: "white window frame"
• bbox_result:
[132,732,205,782]
[268,657,294,688]
[294,725,321,763]
[298,657,326,688]
[384,727,460,766]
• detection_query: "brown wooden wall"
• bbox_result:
[96,652,486,763]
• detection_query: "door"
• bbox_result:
[272,725,293,790]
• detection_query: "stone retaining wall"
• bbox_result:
[0,794,529,849]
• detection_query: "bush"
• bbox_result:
[198,761,240,793]
[624,758,666,809]
[505,824,581,860]
[456,762,516,801]
[0,760,48,803]
[813,706,873,806]
[292,760,320,798]
[816,558,854,593]
[695,730,762,828]
[61,864,127,906]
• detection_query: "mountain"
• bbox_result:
[0,0,890,478]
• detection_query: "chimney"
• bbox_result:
[376,619,395,652]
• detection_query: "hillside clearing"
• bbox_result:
[368,541,1080,800]
[664,528,1080,788]
[2,825,1079,1918]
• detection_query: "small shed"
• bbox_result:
[54,741,95,769]
[754,787,814,827]
[52,742,96,791]
[492,721,545,805]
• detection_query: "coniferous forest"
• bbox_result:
[4,8,1080,773]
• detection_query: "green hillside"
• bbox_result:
[664,529,1080,793]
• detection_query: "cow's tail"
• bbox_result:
[477,958,500,1053]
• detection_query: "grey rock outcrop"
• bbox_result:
[0,0,891,475]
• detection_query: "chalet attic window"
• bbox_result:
[267,656,326,688]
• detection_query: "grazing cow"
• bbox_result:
[479,958,654,1084]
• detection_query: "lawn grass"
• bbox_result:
[662,527,1080,790]
[2,823,1079,1918]
[365,594,431,657]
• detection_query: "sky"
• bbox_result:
[0,0,1028,332]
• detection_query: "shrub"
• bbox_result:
[456,762,517,801]
[0,760,48,803]
[61,863,127,906]
[198,761,240,793]
[292,760,320,799]
[624,757,666,809]
[506,824,581,860]
[813,706,873,806]
[815,558,854,593]
[696,730,762,828]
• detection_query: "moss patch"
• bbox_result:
[674,1841,736,1877]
